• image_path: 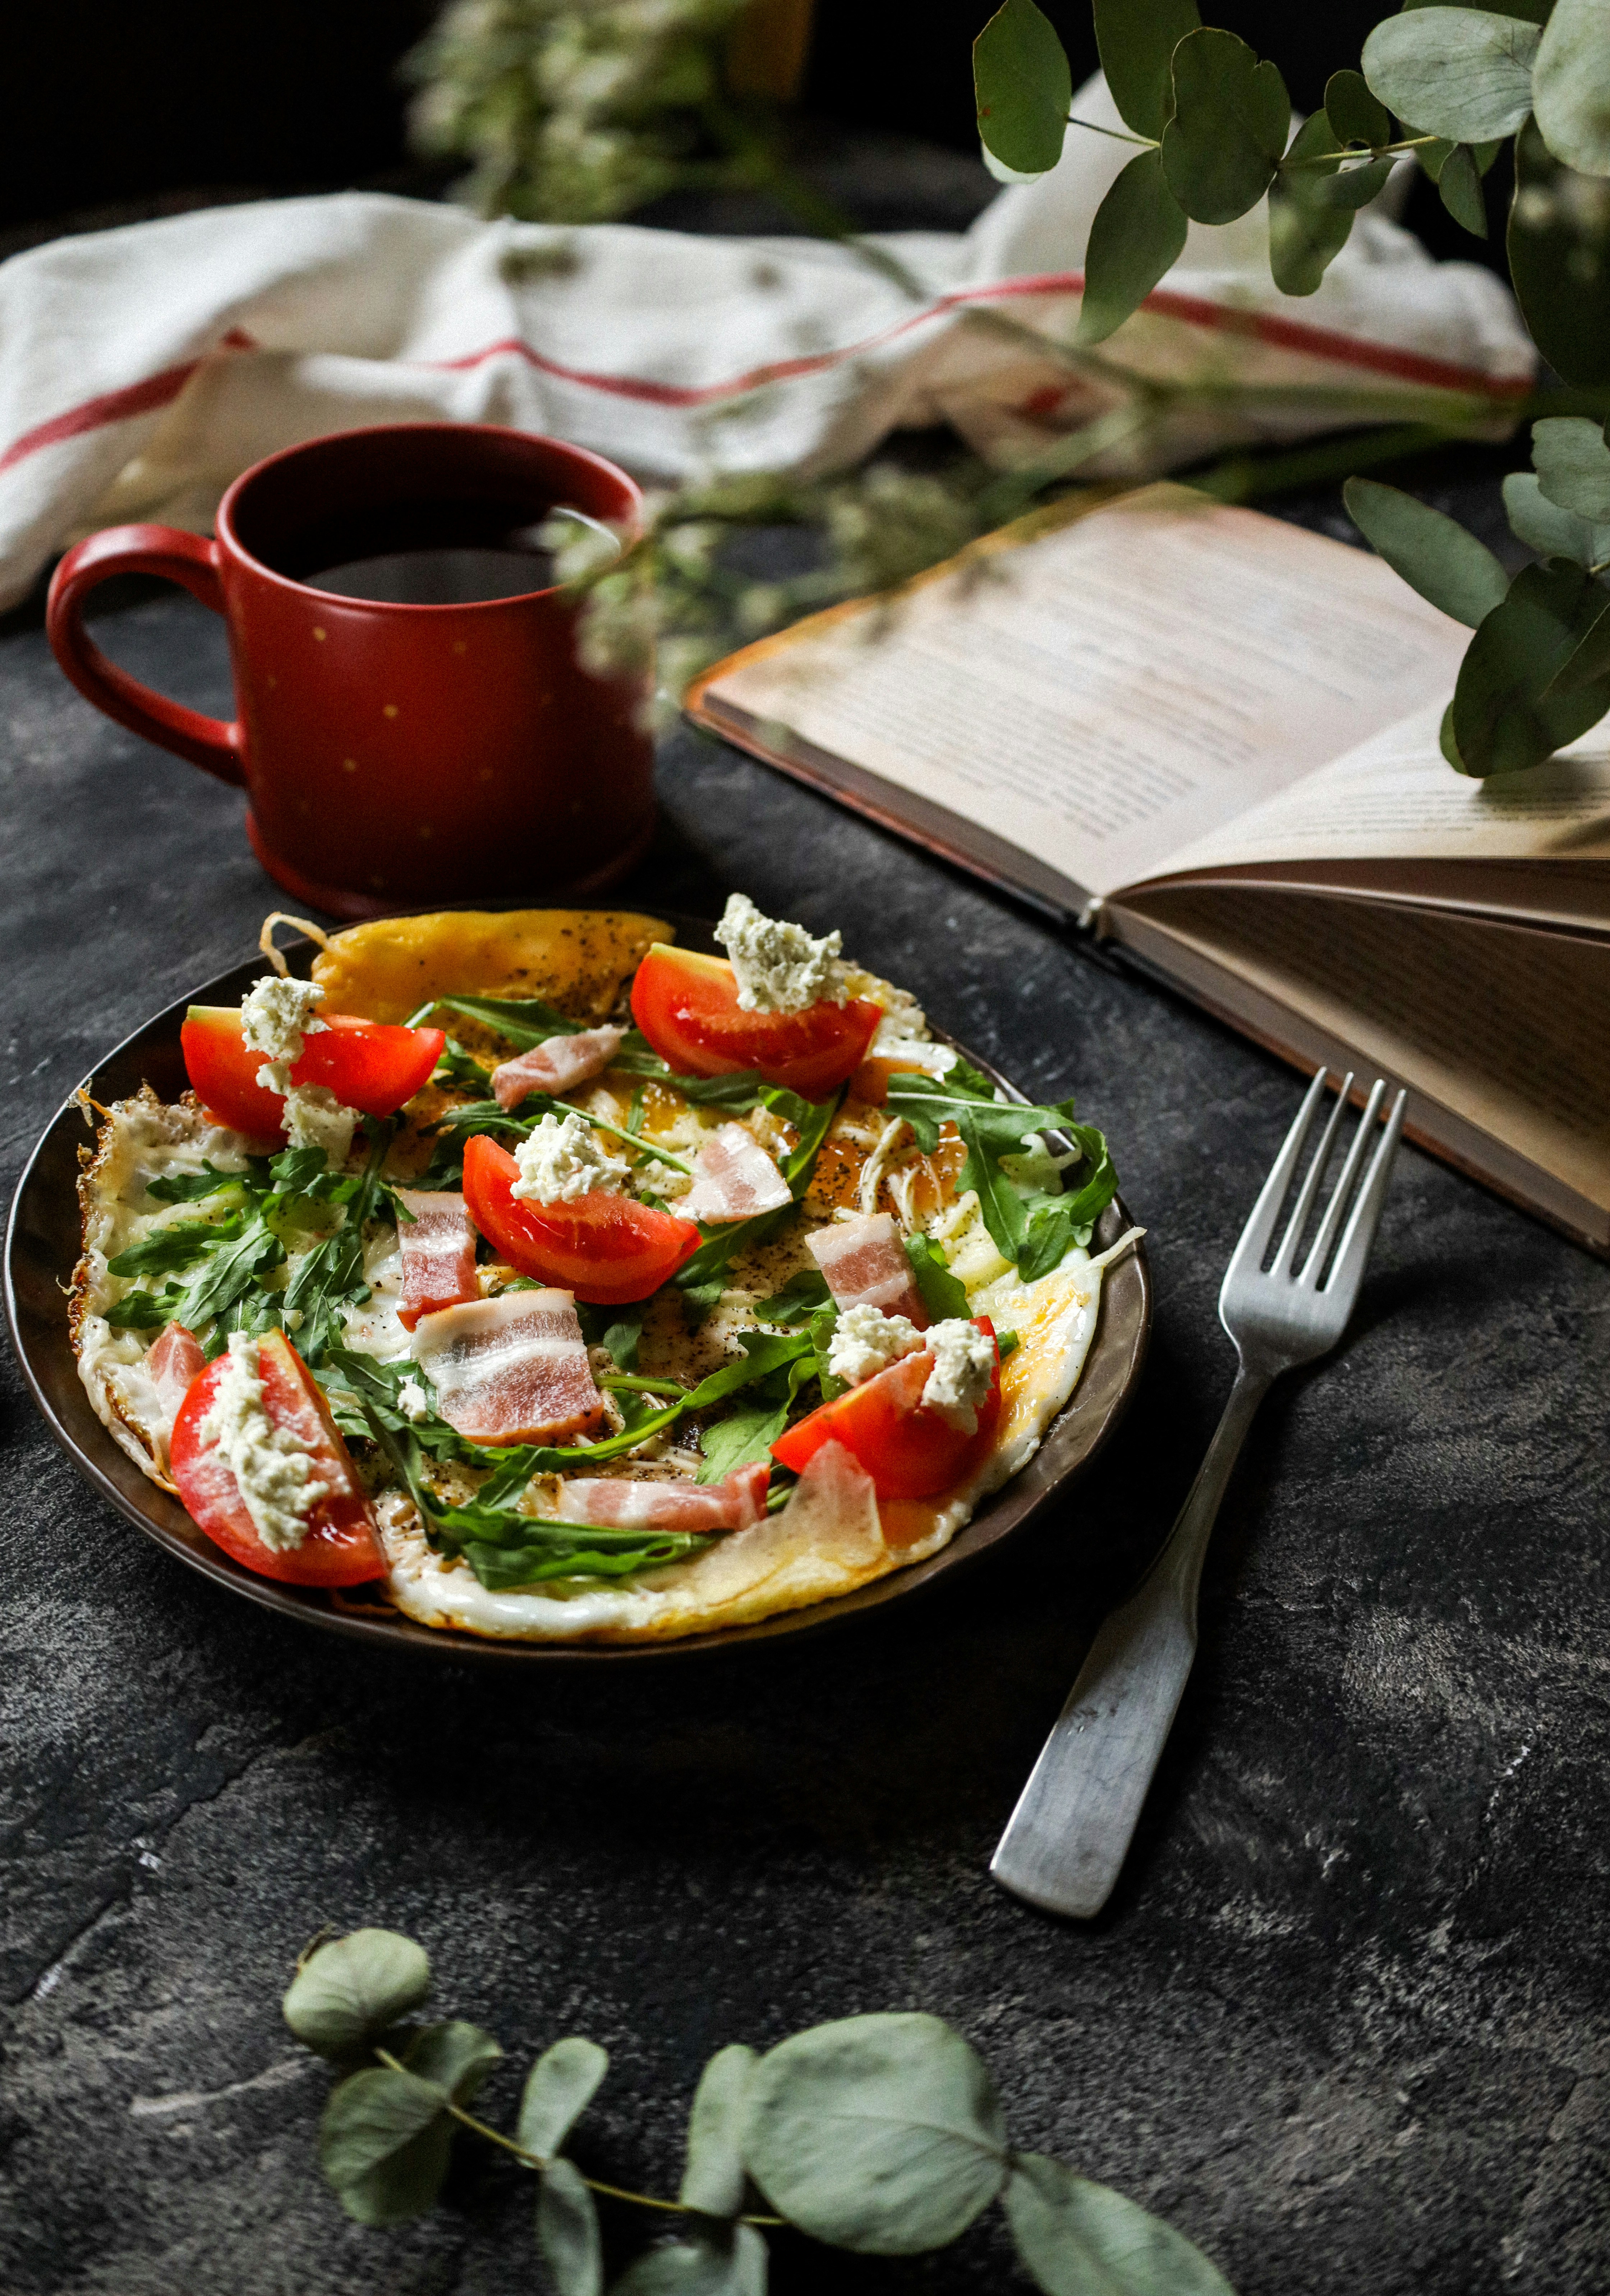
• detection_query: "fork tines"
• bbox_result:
[1229,1069,1408,1299]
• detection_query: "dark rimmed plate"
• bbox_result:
[4,917,1150,1661]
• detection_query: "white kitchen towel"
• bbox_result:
[0,74,1533,611]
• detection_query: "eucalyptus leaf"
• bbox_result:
[1324,68,1391,148]
[1543,594,1610,695]
[538,2156,603,2296]
[1508,116,1610,388]
[1361,8,1541,141]
[402,2019,502,2105]
[1533,416,1610,522]
[319,2066,452,2226]
[742,2012,1008,2254]
[1436,141,1489,234]
[1162,29,1289,224]
[1450,558,1610,773]
[282,1928,432,2059]
[612,2224,768,2295]
[1532,0,1610,177]
[1269,133,1356,293]
[1077,149,1188,344]
[1503,472,1610,567]
[680,2044,758,2218]
[518,2035,610,2160]
[1004,2154,1236,2296]
[1342,478,1510,627]
[1092,0,1200,139]
[973,0,1071,177]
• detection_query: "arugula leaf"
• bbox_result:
[673,1089,840,1306]
[175,1211,285,1330]
[608,1043,774,1110]
[144,1163,247,1205]
[695,1349,819,1484]
[465,1534,709,1588]
[414,993,585,1047]
[103,1286,185,1330]
[754,1268,831,1324]
[281,1124,395,1365]
[886,1070,1118,1272]
[432,1039,494,1094]
[904,1233,970,1322]
[109,1210,248,1279]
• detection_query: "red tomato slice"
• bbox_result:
[462,1133,703,1307]
[181,1007,446,1138]
[630,944,882,1098]
[169,1330,387,1586]
[771,1319,1000,1500]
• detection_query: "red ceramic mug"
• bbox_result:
[46,423,655,919]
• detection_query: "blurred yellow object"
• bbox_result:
[726,0,814,101]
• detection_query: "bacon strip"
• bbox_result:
[679,1123,792,1223]
[410,1289,605,1445]
[394,1188,480,1330]
[492,1025,625,1112]
[145,1321,206,1427]
[553,1461,770,1533]
[807,1212,929,1327]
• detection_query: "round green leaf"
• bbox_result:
[974,0,1072,178]
[1093,0,1201,141]
[1279,112,1392,214]
[1437,142,1489,235]
[518,2035,609,2160]
[1543,593,1610,696]
[680,2044,759,2219]
[1161,29,1289,224]
[1503,471,1610,568]
[319,2066,451,2226]
[1269,182,1354,295]
[1533,0,1610,177]
[1343,478,1510,629]
[1508,116,1610,388]
[282,1929,432,2060]
[402,2019,503,2107]
[612,2224,768,2296]
[1533,416,1610,523]
[1325,69,1392,150]
[1077,149,1188,344]
[538,2157,603,2296]
[742,2012,1007,2254]
[1451,559,1610,774]
[1362,8,1541,141]
[1004,2155,1236,2296]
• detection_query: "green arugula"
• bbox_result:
[406,993,586,1046]
[754,1267,831,1325]
[673,1089,840,1319]
[903,1232,970,1322]
[887,1064,1118,1276]
[144,1163,248,1206]
[281,1124,397,1365]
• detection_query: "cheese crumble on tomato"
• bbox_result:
[512,1111,633,1204]
[829,1303,925,1386]
[196,1331,328,1552]
[920,1319,998,1435]
[240,974,327,1089]
[713,893,848,1015]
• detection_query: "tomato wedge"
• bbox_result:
[181,1007,446,1139]
[771,1319,1000,1500]
[630,943,882,1098]
[169,1330,387,1586]
[462,1133,702,1306]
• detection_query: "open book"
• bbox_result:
[686,484,1610,1254]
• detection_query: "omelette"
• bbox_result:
[69,905,1138,1644]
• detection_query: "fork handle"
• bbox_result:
[990,1364,1272,1919]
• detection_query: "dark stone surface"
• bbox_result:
[4,486,1609,2296]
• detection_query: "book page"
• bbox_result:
[693,484,1468,903]
[1112,883,1610,1217]
[1149,701,1610,885]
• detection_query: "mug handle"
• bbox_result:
[46,525,245,787]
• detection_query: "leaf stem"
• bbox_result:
[1064,114,1154,148]
[372,2052,783,2224]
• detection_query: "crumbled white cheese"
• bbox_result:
[511,1111,632,1205]
[396,1376,431,1422]
[282,1084,359,1165]
[196,1331,328,1552]
[829,1302,925,1388]
[241,974,327,1094]
[920,1318,996,1436]
[713,893,847,1015]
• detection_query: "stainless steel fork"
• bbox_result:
[991,1068,1408,1920]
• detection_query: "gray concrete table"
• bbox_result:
[2,497,1607,2296]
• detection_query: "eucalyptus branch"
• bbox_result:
[1065,114,1154,147]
